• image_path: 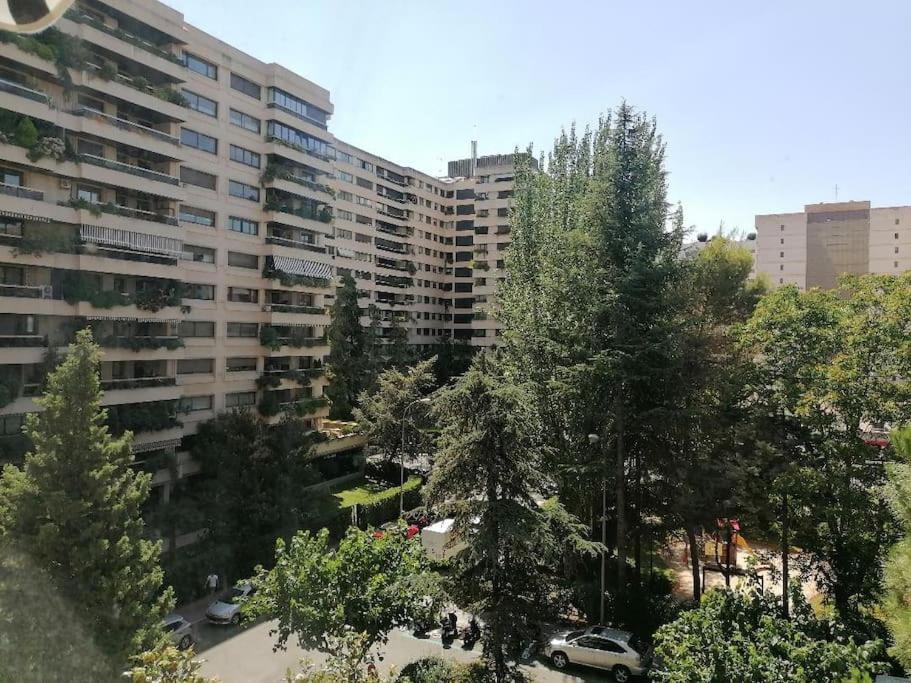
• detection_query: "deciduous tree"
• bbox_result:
[326,273,369,419]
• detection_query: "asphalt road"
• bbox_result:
[194,619,614,683]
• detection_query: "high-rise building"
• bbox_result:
[0,0,521,529]
[754,201,911,289]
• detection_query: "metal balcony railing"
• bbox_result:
[71,107,179,145]
[0,283,45,299]
[101,376,177,391]
[78,154,180,186]
[0,182,44,201]
[0,77,50,104]
[265,235,326,254]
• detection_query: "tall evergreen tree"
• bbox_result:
[325,272,368,419]
[500,103,684,598]
[882,425,911,669]
[425,353,589,682]
[0,329,172,676]
[384,311,412,370]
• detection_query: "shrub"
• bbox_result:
[14,117,37,148]
[397,657,488,683]
[27,136,65,162]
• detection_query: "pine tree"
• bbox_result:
[882,426,911,669]
[0,329,172,676]
[325,272,368,419]
[384,311,412,369]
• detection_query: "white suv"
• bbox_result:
[544,625,647,682]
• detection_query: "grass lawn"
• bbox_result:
[332,475,422,508]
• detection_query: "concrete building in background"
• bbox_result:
[0,0,518,537]
[754,201,911,289]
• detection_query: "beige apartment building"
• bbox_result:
[0,0,519,531]
[755,201,911,289]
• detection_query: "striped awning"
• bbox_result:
[80,225,183,258]
[1,210,51,223]
[270,255,333,280]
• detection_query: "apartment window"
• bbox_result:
[355,195,372,208]
[225,391,256,408]
[497,208,509,217]
[267,87,329,126]
[227,251,258,269]
[231,72,261,100]
[780,251,784,258]
[76,136,105,156]
[180,167,217,190]
[227,322,258,337]
[1,168,22,186]
[338,190,353,202]
[780,265,784,271]
[266,121,333,159]
[358,159,374,172]
[179,205,215,227]
[896,233,900,239]
[184,52,217,79]
[183,89,217,117]
[227,287,258,303]
[182,244,215,264]
[179,395,214,412]
[76,185,102,204]
[228,216,258,235]
[178,358,214,375]
[336,150,353,164]
[184,283,215,300]
[179,321,215,338]
[229,108,261,133]
[780,224,785,231]
[0,219,23,237]
[229,144,260,168]
[497,190,514,199]
[356,177,373,190]
[338,171,353,183]
[336,228,352,239]
[780,238,784,244]
[456,204,474,215]
[355,233,371,243]
[226,357,257,372]
[896,219,901,225]
[229,180,260,202]
[896,247,900,254]
[336,209,353,222]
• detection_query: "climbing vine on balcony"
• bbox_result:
[59,272,183,311]
[0,365,21,409]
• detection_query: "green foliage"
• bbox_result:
[191,411,322,583]
[0,330,173,674]
[127,644,217,683]
[425,353,589,681]
[354,358,436,462]
[263,265,331,289]
[13,116,37,148]
[325,273,371,419]
[397,657,489,683]
[107,400,181,435]
[0,364,20,409]
[652,580,886,682]
[882,425,911,669]
[13,227,78,256]
[245,525,439,678]
[738,274,911,620]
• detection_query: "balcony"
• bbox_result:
[264,198,332,224]
[101,376,177,391]
[78,154,180,186]
[64,9,183,65]
[375,239,410,255]
[60,198,179,227]
[265,235,326,254]
[376,169,408,187]
[71,107,179,146]
[97,335,183,351]
[377,206,408,221]
[0,182,44,201]
[375,221,411,238]
[374,275,412,288]
[0,77,50,105]
[263,303,324,315]
[0,334,46,348]
[0,283,48,299]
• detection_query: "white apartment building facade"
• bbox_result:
[0,0,519,520]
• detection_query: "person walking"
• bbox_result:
[205,572,219,596]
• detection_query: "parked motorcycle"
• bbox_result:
[440,612,458,644]
[461,616,481,647]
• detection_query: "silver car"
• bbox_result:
[205,584,255,625]
[544,626,646,682]
[162,613,195,650]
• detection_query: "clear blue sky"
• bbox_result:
[164,0,911,235]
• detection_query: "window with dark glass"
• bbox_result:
[180,167,217,190]
[225,391,256,408]
[184,283,215,300]
[182,244,215,263]
[230,72,261,99]
[229,108,261,133]
[266,121,333,159]
[179,205,215,227]
[184,52,217,79]
[179,321,215,337]
[227,251,257,269]
[456,204,475,215]
[228,216,258,235]
[181,128,217,154]
[178,358,214,375]
[227,322,258,337]
[228,180,260,202]
[227,287,258,303]
[455,235,473,246]
[183,90,217,117]
[229,144,260,168]
[267,87,329,126]
[226,357,257,372]
[179,395,213,412]
[1,168,22,186]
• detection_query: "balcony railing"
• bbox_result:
[375,221,410,237]
[0,182,44,201]
[78,154,180,186]
[65,9,183,64]
[265,235,327,254]
[376,171,408,187]
[264,200,332,223]
[0,283,46,299]
[263,303,325,315]
[0,334,47,347]
[377,207,408,221]
[71,107,180,146]
[0,77,50,104]
[265,136,334,163]
[101,376,177,391]
[376,241,410,255]
[62,198,179,226]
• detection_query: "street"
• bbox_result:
[192,619,613,683]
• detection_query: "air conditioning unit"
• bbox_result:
[39,285,53,299]
[59,178,71,190]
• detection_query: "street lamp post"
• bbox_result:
[400,397,431,516]
[588,432,606,624]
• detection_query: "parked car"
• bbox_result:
[205,584,255,625]
[543,625,647,682]
[162,613,194,650]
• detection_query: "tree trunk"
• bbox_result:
[615,399,626,596]
[686,525,701,602]
[634,449,642,586]
[781,492,790,619]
